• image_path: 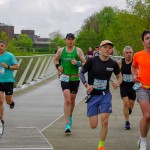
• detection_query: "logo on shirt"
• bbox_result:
[106,67,114,71]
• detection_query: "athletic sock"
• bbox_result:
[98,140,104,148]
[140,137,147,144]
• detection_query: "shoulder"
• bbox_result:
[76,47,83,52]
[109,58,117,64]
[76,47,84,57]
[5,51,15,57]
[57,47,65,55]
[134,50,144,56]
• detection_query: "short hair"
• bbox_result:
[0,40,6,45]
[123,46,133,53]
[142,30,150,41]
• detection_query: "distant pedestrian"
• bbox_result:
[0,40,19,125]
[93,46,100,56]
[86,47,93,59]
[80,40,122,150]
[131,30,150,150]
[118,46,136,130]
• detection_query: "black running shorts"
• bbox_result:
[120,85,136,101]
[61,80,80,94]
[0,82,14,95]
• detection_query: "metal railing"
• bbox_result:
[13,55,123,92]
[14,54,57,93]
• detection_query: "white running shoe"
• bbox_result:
[138,139,147,150]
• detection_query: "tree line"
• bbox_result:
[0,0,149,56]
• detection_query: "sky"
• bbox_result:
[0,0,127,38]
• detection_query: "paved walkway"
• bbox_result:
[42,86,150,150]
[0,77,149,150]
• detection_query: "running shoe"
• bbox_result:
[124,121,130,130]
[0,119,4,139]
[69,116,72,126]
[64,123,71,133]
[97,147,105,150]
[138,139,147,150]
[1,120,4,126]
[128,108,132,115]
[10,101,15,109]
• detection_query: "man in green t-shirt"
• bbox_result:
[0,40,19,125]
[54,33,86,133]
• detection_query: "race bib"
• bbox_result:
[93,79,107,90]
[132,82,142,91]
[123,74,133,82]
[59,74,69,82]
[0,67,5,74]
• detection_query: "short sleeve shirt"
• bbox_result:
[0,51,18,82]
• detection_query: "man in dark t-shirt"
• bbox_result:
[80,40,122,150]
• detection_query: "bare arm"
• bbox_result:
[111,73,122,89]
[77,48,86,64]
[131,64,139,82]
[1,63,19,70]
[117,59,122,70]
[53,48,63,73]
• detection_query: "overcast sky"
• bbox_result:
[0,0,127,38]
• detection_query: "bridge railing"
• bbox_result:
[13,55,123,92]
[14,54,57,92]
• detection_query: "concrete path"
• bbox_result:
[0,76,149,150]
[0,77,85,150]
[42,87,150,150]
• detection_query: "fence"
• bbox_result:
[13,55,123,92]
[14,54,57,93]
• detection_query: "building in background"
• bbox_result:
[0,22,14,39]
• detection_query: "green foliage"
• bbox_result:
[75,1,149,55]
[49,36,65,53]
[6,34,34,56]
[0,32,9,43]
[75,29,99,53]
[15,34,33,52]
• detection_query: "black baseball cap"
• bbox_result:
[66,33,75,39]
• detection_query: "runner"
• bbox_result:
[93,46,100,56]
[0,40,19,126]
[131,30,150,150]
[118,46,136,130]
[80,40,122,150]
[54,33,86,133]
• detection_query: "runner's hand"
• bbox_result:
[111,82,119,89]
[1,62,8,68]
[133,75,139,82]
[71,58,77,65]
[86,84,93,93]
[58,66,63,73]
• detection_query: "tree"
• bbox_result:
[15,34,33,52]
[49,36,65,54]
[0,32,9,43]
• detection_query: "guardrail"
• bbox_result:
[14,54,57,93]
[13,55,123,93]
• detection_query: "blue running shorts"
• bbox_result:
[87,91,112,117]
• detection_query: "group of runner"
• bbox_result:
[54,30,150,150]
[0,30,149,150]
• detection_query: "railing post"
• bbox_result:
[16,57,33,88]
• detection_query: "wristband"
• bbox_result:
[7,65,10,69]
[76,61,82,67]
[55,64,60,69]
